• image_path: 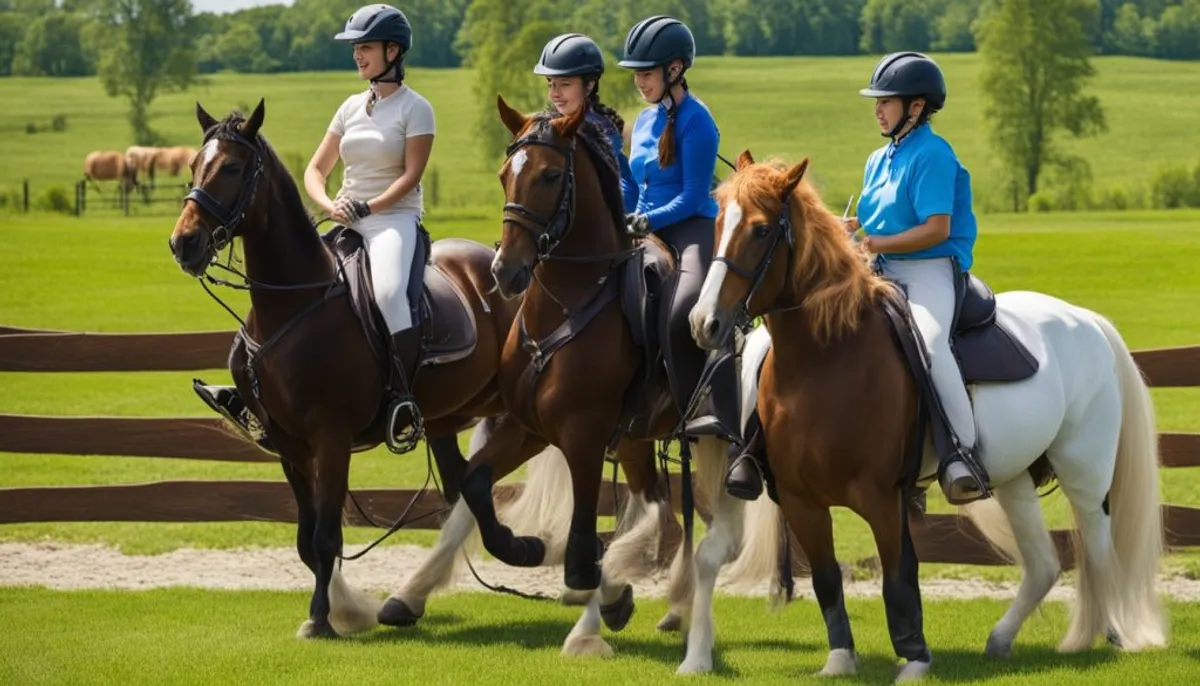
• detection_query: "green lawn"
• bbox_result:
[2,55,1199,212]
[0,589,1198,685]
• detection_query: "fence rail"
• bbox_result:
[2,325,1198,575]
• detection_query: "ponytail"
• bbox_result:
[657,75,688,168]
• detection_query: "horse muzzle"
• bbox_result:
[490,253,532,300]
[169,228,213,278]
[690,304,733,351]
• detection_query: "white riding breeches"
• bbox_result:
[879,256,977,451]
[352,211,419,334]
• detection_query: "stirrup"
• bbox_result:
[385,395,424,454]
[192,379,277,455]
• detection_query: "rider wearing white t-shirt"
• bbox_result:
[300,4,434,435]
[193,5,435,453]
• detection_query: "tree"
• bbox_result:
[84,0,196,144]
[975,0,1107,209]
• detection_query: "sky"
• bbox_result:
[192,0,295,14]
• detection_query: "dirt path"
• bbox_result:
[3,542,1199,602]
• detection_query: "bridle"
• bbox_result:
[500,123,579,262]
[184,127,265,255]
[713,193,796,333]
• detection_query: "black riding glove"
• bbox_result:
[625,213,651,237]
[345,198,372,223]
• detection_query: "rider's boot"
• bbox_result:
[192,380,276,454]
[385,326,425,452]
[725,408,766,501]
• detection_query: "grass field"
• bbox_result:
[0,207,1198,579]
[3,54,1199,213]
[1,589,1198,685]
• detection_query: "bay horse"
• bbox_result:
[445,95,757,659]
[687,150,1167,680]
[167,99,538,639]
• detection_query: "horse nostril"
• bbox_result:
[705,317,720,338]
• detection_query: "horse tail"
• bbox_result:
[495,444,573,566]
[722,491,790,611]
[1094,313,1168,650]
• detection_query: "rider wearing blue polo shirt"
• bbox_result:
[852,51,987,505]
[620,15,741,448]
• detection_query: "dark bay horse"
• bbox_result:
[688,151,1165,680]
[168,100,529,639]
[446,96,756,659]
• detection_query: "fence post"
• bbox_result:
[23,179,29,213]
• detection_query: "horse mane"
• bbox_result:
[720,157,894,345]
[526,110,629,249]
[209,111,317,238]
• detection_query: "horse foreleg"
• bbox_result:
[559,424,613,657]
[865,491,931,683]
[782,495,857,677]
[460,416,550,567]
[297,431,379,639]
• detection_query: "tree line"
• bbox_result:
[3,0,1199,79]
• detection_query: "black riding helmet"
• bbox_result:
[334,4,413,84]
[534,33,605,77]
[619,15,695,70]
[860,52,947,138]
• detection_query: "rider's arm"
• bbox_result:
[862,146,954,254]
[305,131,341,215]
[368,99,435,215]
[641,115,718,230]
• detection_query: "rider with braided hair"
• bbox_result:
[619,15,743,453]
[532,32,636,207]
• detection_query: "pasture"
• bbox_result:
[2,54,1200,684]
[3,54,1200,212]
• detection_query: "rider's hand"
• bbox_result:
[842,216,861,233]
[625,213,651,237]
[330,197,352,225]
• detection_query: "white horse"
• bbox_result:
[682,153,1169,680]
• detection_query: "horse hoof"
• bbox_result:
[818,648,857,677]
[561,633,613,658]
[600,584,635,632]
[296,619,340,639]
[894,659,930,683]
[656,611,682,632]
[378,597,422,627]
[1106,629,1123,648]
[676,655,713,675]
[516,535,547,566]
[985,632,1012,658]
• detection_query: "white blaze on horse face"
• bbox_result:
[510,149,528,179]
[690,200,744,340]
[200,139,219,175]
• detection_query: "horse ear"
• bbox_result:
[241,98,266,139]
[736,149,755,170]
[496,94,527,137]
[196,102,217,134]
[783,157,810,196]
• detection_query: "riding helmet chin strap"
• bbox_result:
[369,42,405,85]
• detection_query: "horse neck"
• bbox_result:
[239,174,335,330]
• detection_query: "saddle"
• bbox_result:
[878,263,1039,494]
[322,224,478,382]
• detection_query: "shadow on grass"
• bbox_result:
[362,615,825,676]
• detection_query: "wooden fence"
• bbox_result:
[2,324,1198,574]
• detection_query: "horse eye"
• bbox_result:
[753,224,771,238]
[542,168,563,183]
[220,163,241,175]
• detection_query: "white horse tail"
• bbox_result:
[722,490,791,611]
[495,443,573,566]
[1095,314,1169,650]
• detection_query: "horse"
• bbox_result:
[442,94,762,660]
[167,98,547,639]
[687,150,1167,681]
[83,150,136,194]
